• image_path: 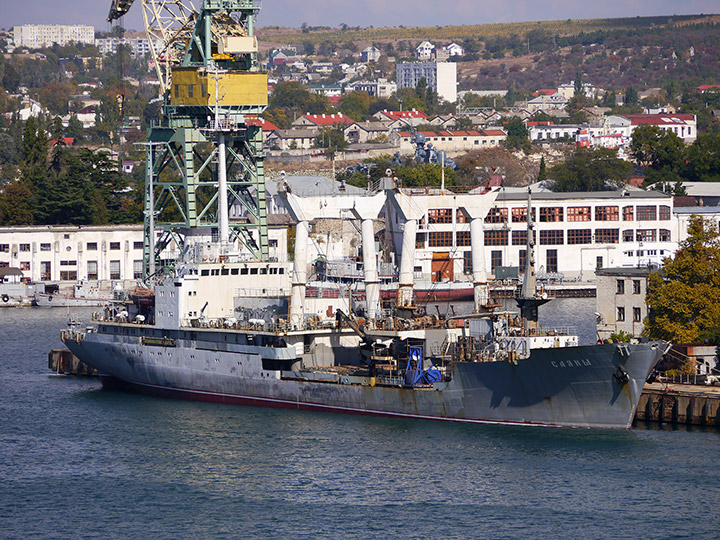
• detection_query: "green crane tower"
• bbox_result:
[108,0,269,278]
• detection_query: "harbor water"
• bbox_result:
[2,304,719,540]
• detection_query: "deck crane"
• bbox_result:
[108,0,269,277]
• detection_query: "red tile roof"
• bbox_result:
[533,89,556,97]
[696,84,720,92]
[301,113,354,126]
[397,130,506,138]
[245,116,280,131]
[378,110,428,121]
[621,113,695,126]
[49,137,74,147]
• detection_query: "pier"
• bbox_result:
[48,349,98,376]
[636,383,720,427]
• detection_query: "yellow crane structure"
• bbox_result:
[108,0,269,276]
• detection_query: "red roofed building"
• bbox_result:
[696,84,720,94]
[533,89,557,97]
[292,113,354,130]
[392,129,506,153]
[49,137,75,147]
[372,109,428,128]
[607,113,697,144]
[245,116,280,143]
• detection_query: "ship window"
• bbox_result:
[41,243,52,251]
[260,268,268,274]
[211,269,220,276]
[201,269,210,276]
[221,268,229,276]
[250,268,258,275]
[231,268,239,275]
[279,268,285,274]
[110,242,121,250]
[241,268,249,275]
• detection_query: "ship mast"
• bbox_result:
[515,186,549,334]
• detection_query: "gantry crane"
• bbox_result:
[108,0,269,278]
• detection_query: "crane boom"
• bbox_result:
[108,0,137,21]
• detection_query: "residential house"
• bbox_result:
[245,116,280,144]
[343,122,393,144]
[345,79,397,98]
[292,113,355,130]
[266,129,318,151]
[309,83,342,98]
[361,46,381,63]
[373,109,429,129]
[428,114,457,129]
[606,113,697,144]
[415,41,435,60]
[445,43,464,57]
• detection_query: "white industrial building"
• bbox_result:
[2,182,717,289]
[396,62,457,103]
[13,25,95,49]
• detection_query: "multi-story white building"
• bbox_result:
[95,35,162,58]
[345,79,397,98]
[13,25,94,49]
[385,188,677,284]
[0,223,288,284]
[0,225,145,283]
[396,62,457,103]
[392,129,507,154]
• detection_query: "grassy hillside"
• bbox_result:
[259,14,711,47]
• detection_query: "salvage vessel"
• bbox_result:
[62,188,667,429]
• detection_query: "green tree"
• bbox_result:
[313,127,348,151]
[630,125,685,170]
[549,147,632,192]
[20,117,48,166]
[645,216,720,343]
[537,155,547,182]
[683,132,720,183]
[455,117,474,130]
[503,117,531,152]
[0,182,34,225]
[624,86,638,106]
[339,91,371,121]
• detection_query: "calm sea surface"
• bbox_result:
[1,303,719,540]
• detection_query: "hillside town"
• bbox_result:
[1,18,720,358]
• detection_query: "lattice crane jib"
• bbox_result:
[108,0,269,277]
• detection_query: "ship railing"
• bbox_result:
[375,374,403,387]
[234,288,290,298]
[537,325,577,337]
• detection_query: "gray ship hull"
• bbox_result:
[64,326,664,429]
